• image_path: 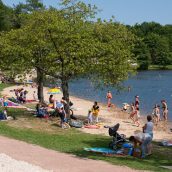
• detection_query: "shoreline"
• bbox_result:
[1,84,172,141]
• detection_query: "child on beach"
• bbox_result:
[87,110,93,124]
[135,106,141,127]
[92,101,100,123]
[33,91,37,101]
[58,106,67,128]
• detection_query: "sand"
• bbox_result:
[1,85,172,141]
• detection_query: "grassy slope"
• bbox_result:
[0,84,171,171]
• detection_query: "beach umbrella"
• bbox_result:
[48,88,62,95]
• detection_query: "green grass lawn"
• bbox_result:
[0,84,171,171]
[0,120,171,172]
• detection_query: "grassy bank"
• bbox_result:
[0,120,171,172]
[149,65,172,70]
[0,84,171,171]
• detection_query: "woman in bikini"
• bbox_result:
[161,100,168,121]
[152,104,160,125]
[106,91,112,107]
[129,102,136,123]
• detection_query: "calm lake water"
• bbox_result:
[69,70,172,121]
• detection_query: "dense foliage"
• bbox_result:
[128,22,172,69]
[0,0,136,105]
[0,0,172,104]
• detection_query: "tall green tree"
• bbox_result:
[133,39,151,70]
[1,1,136,113]
[13,0,45,28]
[0,0,13,31]
[145,33,171,68]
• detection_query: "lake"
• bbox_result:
[69,70,172,121]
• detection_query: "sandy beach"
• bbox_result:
[1,84,172,141]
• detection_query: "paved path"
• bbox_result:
[0,136,140,172]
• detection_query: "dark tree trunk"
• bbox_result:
[61,78,70,117]
[36,67,44,103]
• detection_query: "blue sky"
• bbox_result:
[3,0,172,25]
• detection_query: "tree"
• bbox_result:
[0,0,13,31]
[1,1,136,114]
[13,0,45,28]
[145,33,171,68]
[133,39,151,70]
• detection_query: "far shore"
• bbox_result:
[1,84,172,141]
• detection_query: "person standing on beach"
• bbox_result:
[135,95,140,108]
[129,102,136,123]
[106,91,112,107]
[135,106,141,127]
[161,100,168,121]
[142,115,154,156]
[152,104,160,125]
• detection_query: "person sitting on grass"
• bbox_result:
[58,106,67,129]
[129,132,152,158]
[87,110,93,124]
[49,94,56,108]
[36,103,49,118]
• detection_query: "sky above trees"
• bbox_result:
[3,0,172,25]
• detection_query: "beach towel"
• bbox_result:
[25,100,37,103]
[84,147,116,154]
[84,125,100,129]
[69,120,83,128]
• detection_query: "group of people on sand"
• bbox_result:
[106,90,169,126]
[36,94,74,128]
[152,100,168,124]
[14,88,28,103]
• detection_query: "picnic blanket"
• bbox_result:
[84,147,116,154]
[69,120,83,128]
[84,125,100,129]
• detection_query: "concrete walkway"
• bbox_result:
[0,136,141,172]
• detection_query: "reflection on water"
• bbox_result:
[69,70,172,120]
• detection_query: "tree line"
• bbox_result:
[128,22,172,69]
